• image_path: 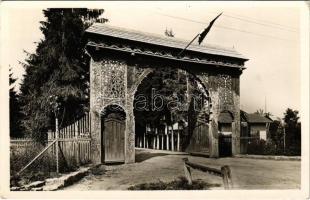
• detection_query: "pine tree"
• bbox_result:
[9,68,23,138]
[20,9,107,142]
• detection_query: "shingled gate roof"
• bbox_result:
[86,23,248,61]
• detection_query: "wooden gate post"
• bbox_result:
[166,134,169,150]
[221,165,232,189]
[171,126,174,151]
[144,127,146,148]
[177,132,180,151]
[161,135,164,150]
[156,135,159,149]
[139,136,142,148]
[182,158,192,185]
[55,116,59,174]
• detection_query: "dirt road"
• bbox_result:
[64,148,300,190]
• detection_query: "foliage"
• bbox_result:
[247,139,283,155]
[255,108,271,117]
[20,9,107,142]
[9,68,24,138]
[10,142,54,187]
[247,108,301,156]
[268,120,284,153]
[128,176,220,190]
[283,108,301,155]
[134,67,188,128]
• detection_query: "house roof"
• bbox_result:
[241,110,273,123]
[86,23,248,61]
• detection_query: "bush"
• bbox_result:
[10,140,77,187]
[128,176,221,190]
[246,138,300,156]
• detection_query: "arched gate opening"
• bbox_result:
[133,67,212,155]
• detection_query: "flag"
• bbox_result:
[198,13,222,45]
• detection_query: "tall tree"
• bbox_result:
[283,108,300,155]
[20,9,107,142]
[9,68,23,138]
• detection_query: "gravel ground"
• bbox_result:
[63,148,300,190]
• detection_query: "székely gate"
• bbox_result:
[85,23,248,164]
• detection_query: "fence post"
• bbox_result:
[161,135,164,150]
[55,117,59,174]
[182,158,192,185]
[76,121,80,166]
[221,165,232,189]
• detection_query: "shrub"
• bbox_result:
[128,176,221,190]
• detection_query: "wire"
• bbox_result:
[155,12,298,42]
[217,11,298,31]
[206,10,298,32]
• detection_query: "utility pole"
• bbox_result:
[283,125,286,154]
[264,96,267,114]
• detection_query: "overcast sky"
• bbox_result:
[1,1,305,118]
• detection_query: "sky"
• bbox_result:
[1,1,305,118]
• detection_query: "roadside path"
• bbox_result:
[64,148,300,190]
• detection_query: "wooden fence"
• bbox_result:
[47,113,91,168]
[136,133,182,152]
[14,113,92,175]
[135,125,182,151]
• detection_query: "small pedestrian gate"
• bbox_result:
[102,112,126,163]
[219,135,232,157]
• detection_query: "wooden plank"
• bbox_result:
[143,132,146,148]
[177,132,180,151]
[171,127,174,151]
[183,158,192,185]
[166,134,169,150]
[161,135,164,150]
[183,158,222,176]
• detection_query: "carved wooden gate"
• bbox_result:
[102,113,125,163]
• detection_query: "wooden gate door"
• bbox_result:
[104,113,125,163]
[219,134,232,157]
[185,122,209,154]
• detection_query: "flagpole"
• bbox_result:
[177,12,222,58]
[177,33,200,57]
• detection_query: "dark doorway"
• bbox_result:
[219,134,232,157]
[218,111,234,157]
[101,106,126,164]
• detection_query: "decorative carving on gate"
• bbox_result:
[126,94,135,155]
[92,59,127,112]
[197,72,209,89]
[102,60,126,99]
[129,67,154,95]
[87,41,244,69]
[218,74,233,111]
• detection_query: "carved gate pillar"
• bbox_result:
[125,93,135,163]
[90,58,136,164]
[209,90,220,158]
[232,82,241,155]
